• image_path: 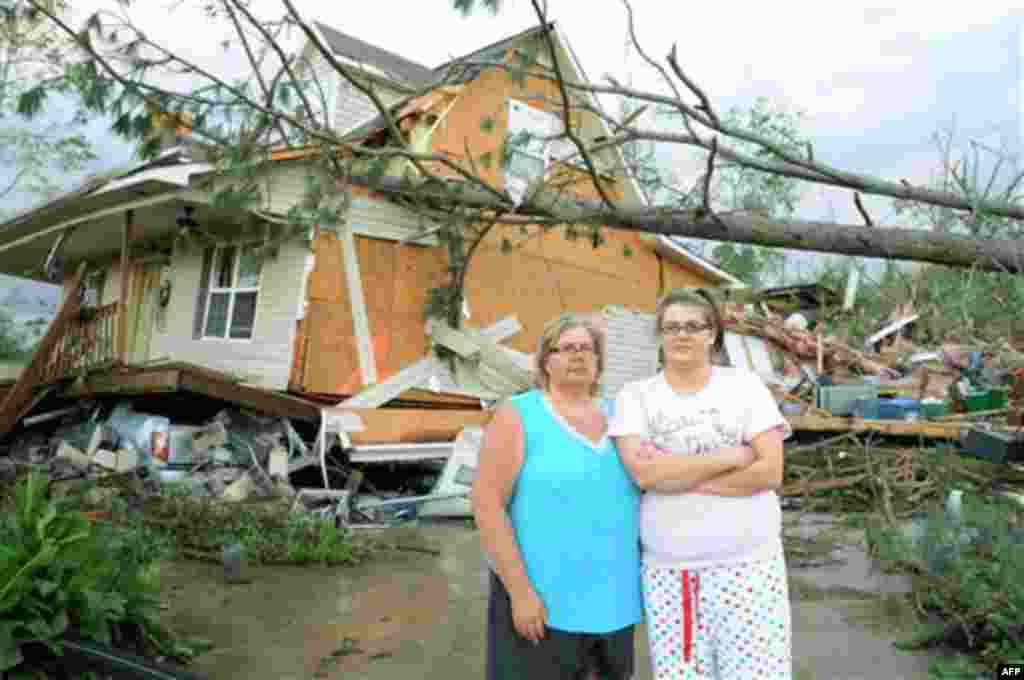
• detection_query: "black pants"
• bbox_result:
[486,571,635,680]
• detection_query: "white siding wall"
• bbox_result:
[148,237,309,390]
[602,306,659,400]
[256,163,440,244]
[304,52,406,134]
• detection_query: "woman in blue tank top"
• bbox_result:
[472,313,643,680]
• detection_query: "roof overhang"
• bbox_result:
[0,162,212,280]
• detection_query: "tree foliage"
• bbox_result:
[0,0,98,216]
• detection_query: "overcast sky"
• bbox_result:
[2,0,1021,292]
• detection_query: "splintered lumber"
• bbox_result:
[785,414,969,439]
[0,263,86,438]
[344,408,492,445]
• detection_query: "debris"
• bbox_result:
[191,421,228,453]
[93,449,119,470]
[107,402,171,466]
[222,472,256,502]
[56,441,92,468]
[268,446,288,479]
[222,543,251,584]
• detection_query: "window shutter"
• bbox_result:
[193,246,214,339]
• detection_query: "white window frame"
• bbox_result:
[506,99,557,182]
[506,98,586,184]
[201,244,262,342]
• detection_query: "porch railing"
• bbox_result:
[40,302,120,383]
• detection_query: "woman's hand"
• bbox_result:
[509,585,548,644]
[724,445,756,469]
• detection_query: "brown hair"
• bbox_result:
[534,313,606,396]
[654,288,725,364]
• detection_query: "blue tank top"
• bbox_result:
[507,390,642,633]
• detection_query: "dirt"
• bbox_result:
[160,516,934,680]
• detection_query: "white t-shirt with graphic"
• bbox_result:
[609,366,792,570]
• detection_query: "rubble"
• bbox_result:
[0,387,480,532]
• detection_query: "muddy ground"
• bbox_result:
[160,514,933,680]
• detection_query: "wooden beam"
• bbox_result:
[338,222,376,387]
[786,413,969,439]
[178,369,321,422]
[343,408,492,444]
[61,369,181,398]
[0,262,85,438]
[116,210,133,364]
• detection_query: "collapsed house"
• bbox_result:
[0,21,741,516]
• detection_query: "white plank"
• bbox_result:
[339,355,441,408]
[338,222,377,386]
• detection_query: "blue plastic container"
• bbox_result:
[877,397,921,421]
[851,396,880,419]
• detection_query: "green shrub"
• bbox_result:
[0,470,207,674]
[868,493,1024,677]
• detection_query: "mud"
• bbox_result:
[161,516,933,679]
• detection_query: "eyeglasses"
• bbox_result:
[660,322,713,336]
[551,343,596,355]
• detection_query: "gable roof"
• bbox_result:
[313,21,435,85]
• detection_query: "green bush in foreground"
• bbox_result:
[868,493,1024,678]
[0,470,209,674]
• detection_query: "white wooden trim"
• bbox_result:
[339,355,442,408]
[340,316,524,408]
[0,192,187,255]
[339,221,377,386]
[200,245,262,341]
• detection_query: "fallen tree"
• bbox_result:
[10,0,1024,283]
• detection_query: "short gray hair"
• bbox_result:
[533,313,606,396]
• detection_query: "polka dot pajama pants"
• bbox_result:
[642,553,792,679]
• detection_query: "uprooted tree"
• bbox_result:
[9,0,1024,329]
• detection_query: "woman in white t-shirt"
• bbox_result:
[609,288,793,680]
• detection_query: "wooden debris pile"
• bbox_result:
[780,432,1024,518]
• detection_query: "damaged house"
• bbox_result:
[0,22,739,457]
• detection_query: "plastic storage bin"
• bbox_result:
[963,390,991,412]
[851,397,880,420]
[817,384,879,416]
[920,399,948,419]
[877,397,921,420]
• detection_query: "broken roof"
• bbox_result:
[313,21,435,85]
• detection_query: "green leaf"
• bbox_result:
[34,579,59,598]
[15,87,47,118]
[480,116,496,133]
[0,621,23,672]
[622,244,633,258]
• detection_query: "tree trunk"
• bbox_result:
[351,175,1024,274]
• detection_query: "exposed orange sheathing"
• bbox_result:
[300,228,448,394]
[290,43,722,399]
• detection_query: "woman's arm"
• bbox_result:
[615,435,754,491]
[691,426,785,497]
[470,405,547,643]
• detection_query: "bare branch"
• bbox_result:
[219,0,291,148]
[528,0,618,212]
[854,193,874,227]
[701,137,718,219]
[665,44,719,129]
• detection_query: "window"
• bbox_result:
[202,245,262,340]
[505,99,586,193]
[506,99,559,183]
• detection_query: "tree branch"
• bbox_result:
[528,0,618,212]
[854,192,874,227]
